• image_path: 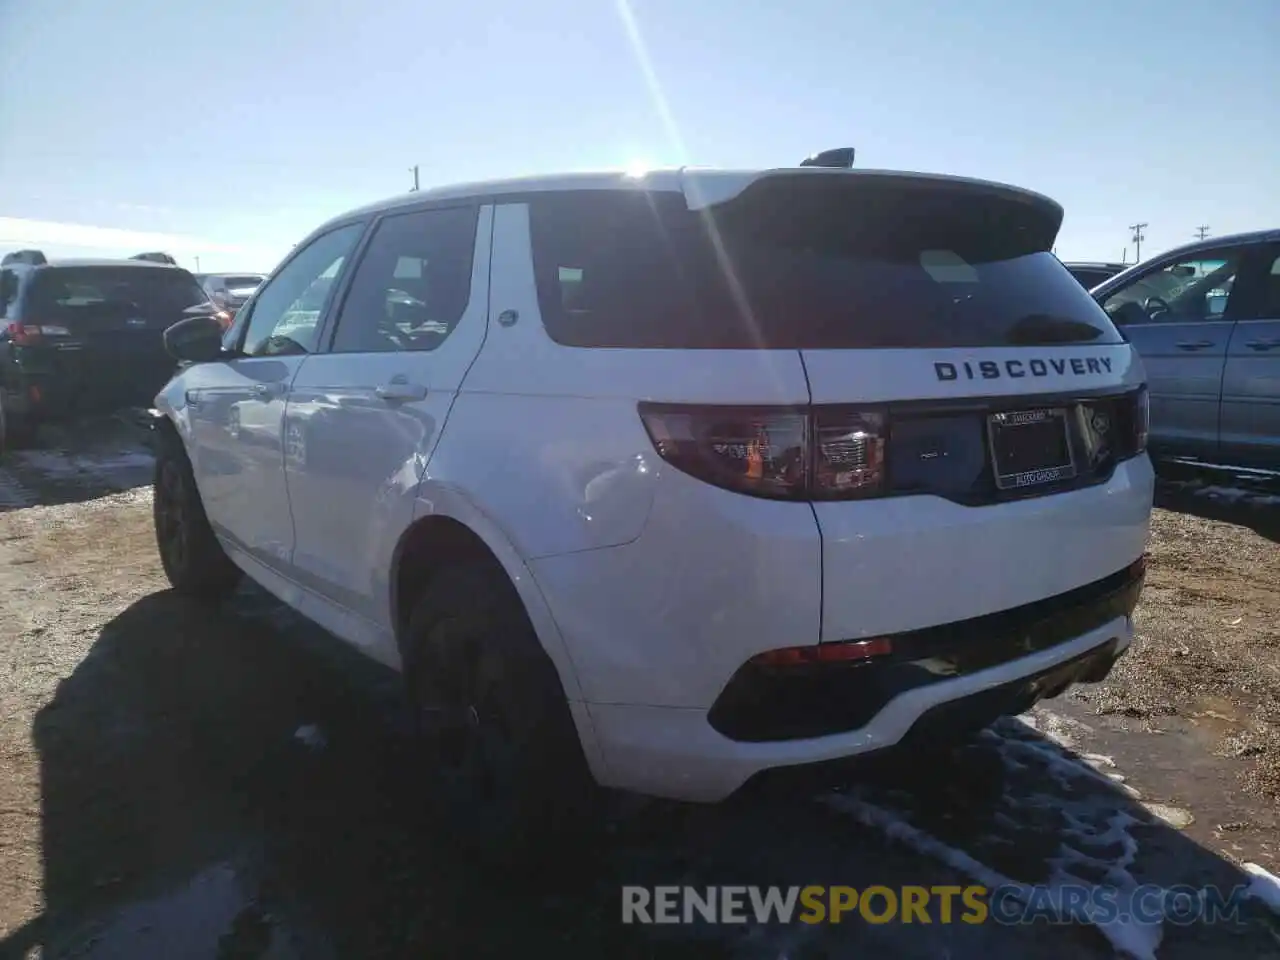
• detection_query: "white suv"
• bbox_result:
[151,159,1154,845]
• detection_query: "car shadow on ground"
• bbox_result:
[5,587,1277,960]
[1154,474,1280,545]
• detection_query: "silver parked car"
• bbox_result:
[1090,229,1280,473]
[194,273,265,320]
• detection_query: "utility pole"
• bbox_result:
[194,255,201,271]
[1129,222,1148,263]
[1195,225,1210,241]
[410,165,420,191]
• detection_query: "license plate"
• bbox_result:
[987,407,1076,490]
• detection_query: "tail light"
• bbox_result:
[1130,385,1149,454]
[638,403,886,501]
[6,322,71,344]
[1112,386,1148,459]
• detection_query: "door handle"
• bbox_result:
[1175,340,1214,351]
[1245,338,1280,351]
[375,381,428,402]
[250,383,274,399]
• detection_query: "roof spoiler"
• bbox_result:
[1,249,47,267]
[799,147,855,169]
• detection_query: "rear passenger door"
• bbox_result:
[1098,246,1251,459]
[1221,244,1280,469]
[282,203,491,638]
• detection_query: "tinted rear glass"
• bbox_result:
[528,188,1124,349]
[221,275,264,289]
[29,266,209,318]
[1067,268,1118,289]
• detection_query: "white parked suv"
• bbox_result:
[151,156,1154,847]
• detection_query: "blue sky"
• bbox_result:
[2,0,1277,273]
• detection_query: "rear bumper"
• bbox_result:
[708,556,1145,742]
[585,613,1133,802]
[1,360,79,423]
[4,342,175,417]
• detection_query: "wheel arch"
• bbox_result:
[389,501,585,703]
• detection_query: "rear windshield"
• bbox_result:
[528,187,1125,350]
[220,275,264,289]
[28,266,210,317]
[1067,267,1119,290]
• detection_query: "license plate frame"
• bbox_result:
[986,406,1077,491]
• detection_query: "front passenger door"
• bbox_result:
[283,204,491,641]
[186,222,365,570]
[1098,247,1249,460]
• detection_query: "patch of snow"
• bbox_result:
[822,722,1196,960]
[1141,803,1193,830]
[293,724,326,751]
[1243,862,1280,913]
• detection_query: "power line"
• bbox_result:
[1195,225,1210,241]
[1129,222,1148,263]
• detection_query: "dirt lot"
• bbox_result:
[0,424,1278,960]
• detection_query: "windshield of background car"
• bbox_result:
[528,187,1125,349]
[27,267,211,319]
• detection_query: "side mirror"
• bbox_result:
[164,314,227,363]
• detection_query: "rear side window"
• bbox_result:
[528,187,1124,349]
[27,267,209,318]
[0,269,18,317]
[1067,268,1115,290]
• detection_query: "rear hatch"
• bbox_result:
[26,265,215,407]
[682,171,1148,639]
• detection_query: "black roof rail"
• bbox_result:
[1,249,48,267]
[130,251,178,265]
[799,147,855,169]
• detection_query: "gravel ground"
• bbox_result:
[1078,481,1280,804]
[0,432,1278,959]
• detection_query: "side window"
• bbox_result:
[240,223,364,357]
[329,206,477,354]
[0,269,15,318]
[1259,251,1280,318]
[1100,248,1246,326]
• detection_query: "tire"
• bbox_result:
[0,395,37,452]
[403,563,599,869]
[152,432,242,603]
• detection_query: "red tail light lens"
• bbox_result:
[638,403,886,501]
[7,322,42,345]
[6,322,71,344]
